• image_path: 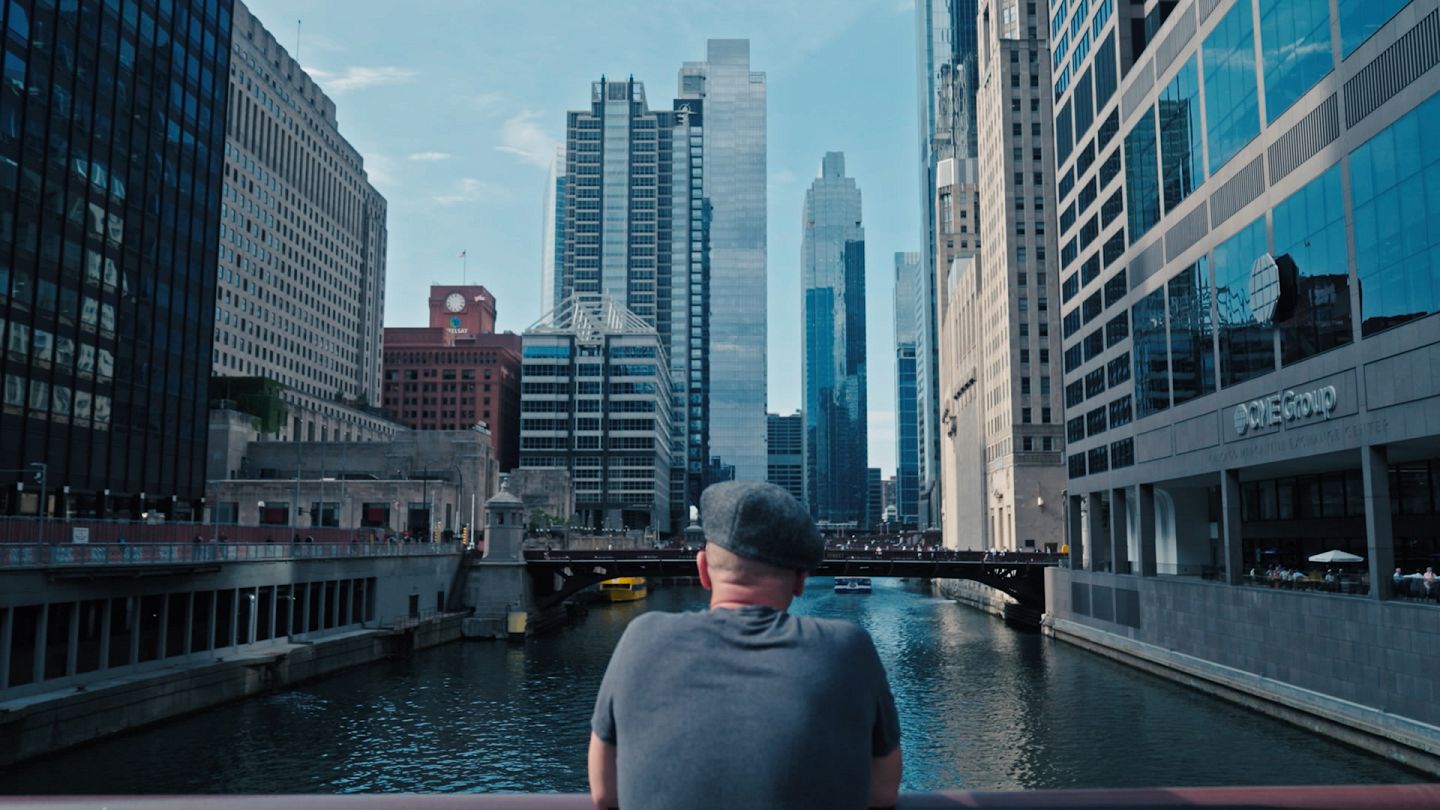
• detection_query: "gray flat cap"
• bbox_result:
[699,481,823,571]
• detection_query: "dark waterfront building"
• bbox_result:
[802,153,868,527]
[766,411,802,504]
[382,285,522,471]
[0,0,233,518]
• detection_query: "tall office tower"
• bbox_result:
[215,1,392,443]
[519,298,672,532]
[801,153,868,526]
[938,255,987,549]
[540,146,565,314]
[916,0,981,528]
[972,0,1065,551]
[558,76,706,526]
[0,0,232,519]
[677,40,767,486]
[893,252,922,527]
[1054,1,1440,585]
[765,411,803,503]
[866,467,884,529]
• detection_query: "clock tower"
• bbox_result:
[427,285,498,339]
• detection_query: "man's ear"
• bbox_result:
[697,548,713,590]
[793,570,807,597]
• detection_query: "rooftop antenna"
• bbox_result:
[296,19,301,65]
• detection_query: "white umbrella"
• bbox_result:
[1308,549,1364,563]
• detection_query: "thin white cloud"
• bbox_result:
[307,66,418,93]
[494,110,560,169]
[432,177,506,206]
[462,92,506,113]
[407,151,452,162]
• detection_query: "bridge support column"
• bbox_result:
[1136,484,1157,577]
[1086,492,1109,573]
[1067,494,1084,569]
[1221,469,1245,585]
[1361,444,1395,601]
[1110,488,1130,575]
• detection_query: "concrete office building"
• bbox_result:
[678,40,768,485]
[215,1,393,443]
[894,253,923,527]
[970,0,1067,550]
[381,286,522,470]
[0,0,231,518]
[802,153,868,526]
[559,76,706,527]
[1047,0,1440,767]
[766,412,803,504]
[519,297,673,532]
[939,255,987,550]
[916,1,982,528]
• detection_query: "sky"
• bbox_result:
[243,0,923,477]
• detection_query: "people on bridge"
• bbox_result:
[589,480,902,810]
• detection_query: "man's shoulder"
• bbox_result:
[789,614,880,652]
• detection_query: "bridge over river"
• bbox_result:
[522,548,1064,626]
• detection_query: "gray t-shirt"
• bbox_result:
[591,605,901,810]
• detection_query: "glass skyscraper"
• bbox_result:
[0,0,232,518]
[893,252,922,527]
[915,0,981,528]
[802,153,867,525]
[556,77,706,527]
[677,40,767,486]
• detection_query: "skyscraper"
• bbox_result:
[214,1,392,443]
[765,411,803,503]
[540,146,565,314]
[893,252,922,527]
[916,0,982,529]
[677,40,767,485]
[557,76,706,526]
[802,153,867,526]
[970,0,1066,550]
[0,0,232,519]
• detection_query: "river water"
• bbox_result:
[2,579,1422,793]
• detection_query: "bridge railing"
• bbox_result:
[2,785,1435,808]
[0,541,460,569]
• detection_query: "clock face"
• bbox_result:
[445,293,466,313]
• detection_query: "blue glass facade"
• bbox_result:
[1214,216,1273,387]
[1259,0,1333,123]
[1338,0,1410,58]
[0,0,231,517]
[1352,87,1440,338]
[1123,115,1160,240]
[893,252,921,527]
[1158,56,1205,213]
[1273,164,1351,363]
[1202,0,1261,173]
[802,153,867,524]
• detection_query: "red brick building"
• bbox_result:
[382,286,521,470]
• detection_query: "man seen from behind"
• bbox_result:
[588,480,903,809]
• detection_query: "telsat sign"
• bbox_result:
[1233,385,1338,436]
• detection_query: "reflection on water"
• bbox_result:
[2,579,1421,793]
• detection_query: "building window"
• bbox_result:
[1159,55,1206,213]
[1259,0,1333,123]
[1132,287,1170,418]
[1338,0,1409,58]
[1124,112,1161,241]
[1214,216,1275,385]
[1203,0,1261,173]
[1168,259,1216,404]
[1274,164,1352,363]
[1352,92,1440,337]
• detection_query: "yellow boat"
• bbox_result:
[600,576,649,603]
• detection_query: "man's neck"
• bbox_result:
[709,583,793,612]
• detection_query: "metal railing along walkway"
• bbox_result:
[0,541,461,570]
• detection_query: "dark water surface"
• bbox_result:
[3,580,1423,793]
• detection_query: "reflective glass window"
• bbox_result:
[1351,89,1440,337]
[1132,287,1170,418]
[1213,216,1275,386]
[1074,69,1094,137]
[1338,0,1408,58]
[1124,110,1160,240]
[1203,0,1261,172]
[1159,56,1205,212]
[1056,101,1074,165]
[1167,258,1215,405]
[1273,163,1351,363]
[1094,31,1118,109]
[1259,0,1333,123]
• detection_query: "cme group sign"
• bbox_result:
[1233,385,1338,436]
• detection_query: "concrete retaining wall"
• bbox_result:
[1046,568,1440,775]
[934,578,1015,617]
[0,613,464,767]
